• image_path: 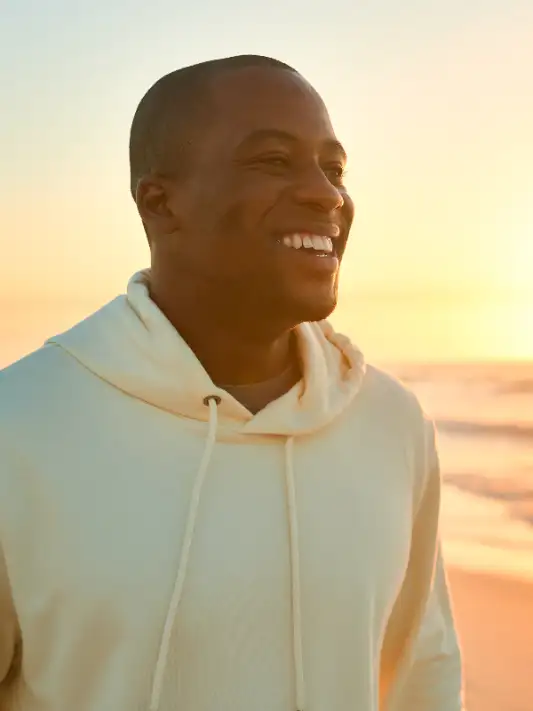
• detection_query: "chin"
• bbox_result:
[287,297,338,325]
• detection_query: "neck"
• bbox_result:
[150,280,297,387]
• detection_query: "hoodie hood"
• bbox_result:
[48,270,365,436]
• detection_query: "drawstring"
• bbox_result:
[148,395,220,711]
[148,400,306,711]
[285,437,306,711]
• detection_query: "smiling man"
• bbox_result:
[0,55,464,711]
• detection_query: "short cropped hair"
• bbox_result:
[129,55,297,198]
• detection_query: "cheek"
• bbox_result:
[182,199,264,279]
[182,167,284,270]
[216,201,253,239]
[206,176,279,240]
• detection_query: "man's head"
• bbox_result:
[130,55,354,330]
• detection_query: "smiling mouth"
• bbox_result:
[276,232,337,257]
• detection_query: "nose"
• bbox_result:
[292,166,344,213]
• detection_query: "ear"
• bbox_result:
[134,174,181,236]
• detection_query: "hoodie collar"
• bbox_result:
[48,270,366,436]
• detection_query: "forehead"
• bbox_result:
[207,67,337,146]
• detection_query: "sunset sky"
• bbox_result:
[1,0,532,366]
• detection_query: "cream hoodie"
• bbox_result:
[0,270,463,711]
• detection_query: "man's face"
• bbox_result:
[152,66,354,326]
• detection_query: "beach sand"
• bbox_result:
[447,566,533,711]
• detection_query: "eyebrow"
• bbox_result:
[236,128,348,162]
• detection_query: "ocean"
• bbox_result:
[390,362,533,581]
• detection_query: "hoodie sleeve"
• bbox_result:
[380,420,465,711]
[0,544,19,692]
[0,431,22,700]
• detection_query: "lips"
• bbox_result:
[273,230,340,276]
[280,223,341,238]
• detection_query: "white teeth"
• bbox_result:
[281,233,334,252]
[312,236,323,250]
[293,234,303,249]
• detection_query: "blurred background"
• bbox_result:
[1,1,532,709]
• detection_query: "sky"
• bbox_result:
[1,0,532,365]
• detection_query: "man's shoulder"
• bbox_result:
[356,364,437,503]
[0,342,65,388]
[354,362,433,462]
[0,344,71,428]
[359,363,425,420]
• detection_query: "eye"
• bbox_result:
[324,163,347,183]
[254,153,291,168]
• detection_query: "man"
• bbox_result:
[0,55,464,710]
